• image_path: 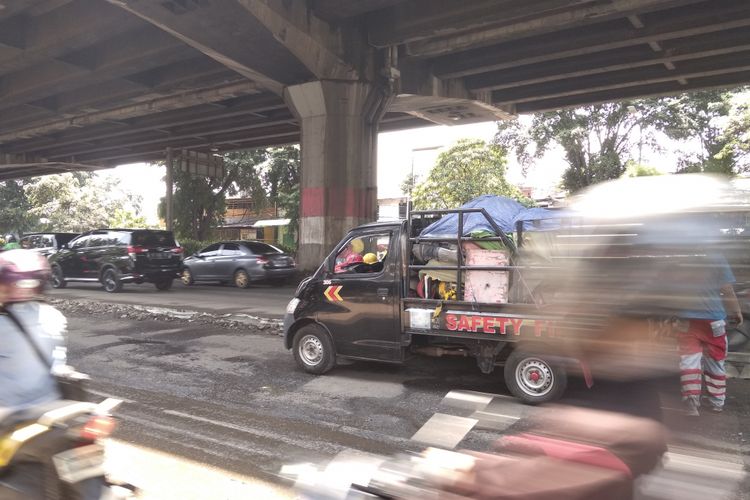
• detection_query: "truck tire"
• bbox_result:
[293,325,336,374]
[504,348,567,405]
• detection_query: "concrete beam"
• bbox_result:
[0,162,104,182]
[491,50,750,105]
[312,0,406,20]
[0,82,261,144]
[434,0,750,78]
[237,0,361,80]
[44,111,296,160]
[11,96,286,154]
[70,126,300,165]
[0,32,193,112]
[466,28,750,91]
[515,70,750,113]
[369,0,594,47]
[401,0,703,57]
[105,0,312,95]
[0,0,143,76]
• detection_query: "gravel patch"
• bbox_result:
[48,298,283,334]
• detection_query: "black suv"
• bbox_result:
[20,232,79,257]
[49,229,182,292]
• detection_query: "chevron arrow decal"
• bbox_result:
[324,285,343,302]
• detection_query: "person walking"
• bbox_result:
[678,254,742,416]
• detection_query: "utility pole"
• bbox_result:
[166,147,174,231]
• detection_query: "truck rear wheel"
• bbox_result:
[293,325,336,374]
[504,348,567,405]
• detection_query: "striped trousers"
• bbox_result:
[678,319,727,408]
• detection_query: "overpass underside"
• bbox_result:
[0,0,748,267]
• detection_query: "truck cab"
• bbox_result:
[284,221,406,366]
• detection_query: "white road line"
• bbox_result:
[162,409,347,455]
[88,389,135,404]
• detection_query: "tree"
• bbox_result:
[624,161,661,178]
[25,173,146,232]
[497,103,654,192]
[161,146,300,242]
[0,180,36,235]
[651,89,736,174]
[496,88,743,192]
[718,101,750,172]
[400,172,419,197]
[411,139,529,210]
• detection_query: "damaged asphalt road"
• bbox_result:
[61,302,750,494]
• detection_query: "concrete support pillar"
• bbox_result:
[285,80,389,270]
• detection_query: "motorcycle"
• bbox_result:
[0,395,136,499]
[280,393,745,500]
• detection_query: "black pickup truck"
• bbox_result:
[283,208,598,404]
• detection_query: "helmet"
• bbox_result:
[363,253,378,265]
[349,238,364,254]
[4,234,17,243]
[0,250,51,303]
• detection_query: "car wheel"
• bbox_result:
[50,265,66,289]
[293,325,336,374]
[154,278,173,291]
[233,269,251,289]
[180,268,194,286]
[102,268,123,293]
[504,348,567,405]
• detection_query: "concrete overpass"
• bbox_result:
[1,0,749,267]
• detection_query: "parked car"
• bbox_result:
[181,240,296,288]
[49,228,183,292]
[20,232,79,257]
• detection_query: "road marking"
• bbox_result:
[88,389,135,404]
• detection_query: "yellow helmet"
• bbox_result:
[350,238,364,254]
[363,252,378,265]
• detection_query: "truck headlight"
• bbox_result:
[286,298,300,315]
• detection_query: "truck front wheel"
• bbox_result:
[504,348,567,404]
[293,325,336,374]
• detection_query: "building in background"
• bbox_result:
[378,197,408,221]
[218,198,294,248]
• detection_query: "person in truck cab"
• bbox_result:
[334,238,364,273]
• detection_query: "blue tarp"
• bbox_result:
[419,195,562,237]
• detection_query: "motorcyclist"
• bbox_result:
[3,234,20,250]
[0,250,66,417]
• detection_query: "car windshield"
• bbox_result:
[131,231,177,248]
[241,242,284,254]
[56,234,78,246]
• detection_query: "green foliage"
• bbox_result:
[718,100,750,172]
[109,208,149,229]
[411,139,530,210]
[25,173,145,233]
[400,172,419,196]
[0,180,36,234]
[624,162,661,177]
[176,238,213,256]
[650,89,737,174]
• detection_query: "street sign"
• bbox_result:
[176,149,225,179]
